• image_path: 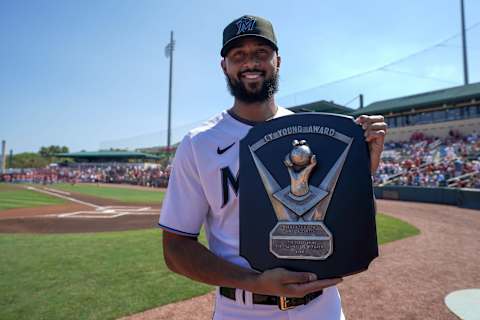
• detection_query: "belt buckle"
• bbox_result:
[278,296,295,311]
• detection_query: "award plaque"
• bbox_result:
[239,113,378,279]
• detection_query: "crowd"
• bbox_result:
[0,163,171,188]
[2,131,479,190]
[374,130,480,189]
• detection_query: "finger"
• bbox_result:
[363,122,388,132]
[284,155,292,166]
[365,130,386,142]
[285,278,343,297]
[280,270,317,284]
[363,115,385,124]
[354,115,369,124]
[364,125,387,139]
[356,115,385,126]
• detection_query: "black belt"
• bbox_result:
[219,287,323,311]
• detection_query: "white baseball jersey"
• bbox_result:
[159,108,344,320]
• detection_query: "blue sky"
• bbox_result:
[1,0,479,153]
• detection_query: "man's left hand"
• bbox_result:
[355,115,387,174]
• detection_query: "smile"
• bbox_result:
[240,71,264,80]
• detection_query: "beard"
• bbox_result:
[226,70,279,103]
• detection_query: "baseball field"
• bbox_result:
[0,182,437,320]
[0,184,65,210]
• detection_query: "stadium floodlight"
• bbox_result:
[165,31,175,152]
[460,0,469,85]
[165,38,175,58]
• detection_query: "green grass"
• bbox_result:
[0,213,419,320]
[0,229,212,320]
[52,184,164,204]
[0,185,65,211]
[376,213,420,244]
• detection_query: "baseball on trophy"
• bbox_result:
[289,140,312,167]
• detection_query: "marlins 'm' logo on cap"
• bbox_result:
[236,16,256,35]
[221,15,278,57]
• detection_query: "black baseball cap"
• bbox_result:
[221,15,278,57]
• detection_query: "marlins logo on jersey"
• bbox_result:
[236,16,256,35]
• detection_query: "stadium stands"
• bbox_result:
[375,131,480,189]
[2,131,478,190]
[2,83,479,192]
[0,163,171,188]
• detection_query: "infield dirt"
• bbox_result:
[120,200,480,320]
[0,185,160,233]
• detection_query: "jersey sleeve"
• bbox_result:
[159,134,209,237]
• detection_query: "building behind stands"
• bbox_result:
[56,151,163,168]
[291,82,480,142]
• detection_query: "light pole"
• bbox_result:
[165,31,175,151]
[460,0,469,85]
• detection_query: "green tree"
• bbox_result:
[11,153,50,168]
[39,145,69,158]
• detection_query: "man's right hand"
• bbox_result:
[163,231,342,298]
[251,268,342,298]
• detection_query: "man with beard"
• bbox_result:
[159,15,387,319]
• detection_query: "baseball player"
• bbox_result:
[159,15,387,319]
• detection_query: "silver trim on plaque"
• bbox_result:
[249,127,353,260]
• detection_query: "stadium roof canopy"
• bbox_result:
[288,100,354,115]
[351,81,480,116]
[56,151,161,161]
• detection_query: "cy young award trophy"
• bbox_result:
[239,113,378,279]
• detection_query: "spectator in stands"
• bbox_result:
[374,131,479,189]
[1,133,478,190]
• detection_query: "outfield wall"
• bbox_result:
[374,186,480,210]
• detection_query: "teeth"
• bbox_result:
[243,73,261,79]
